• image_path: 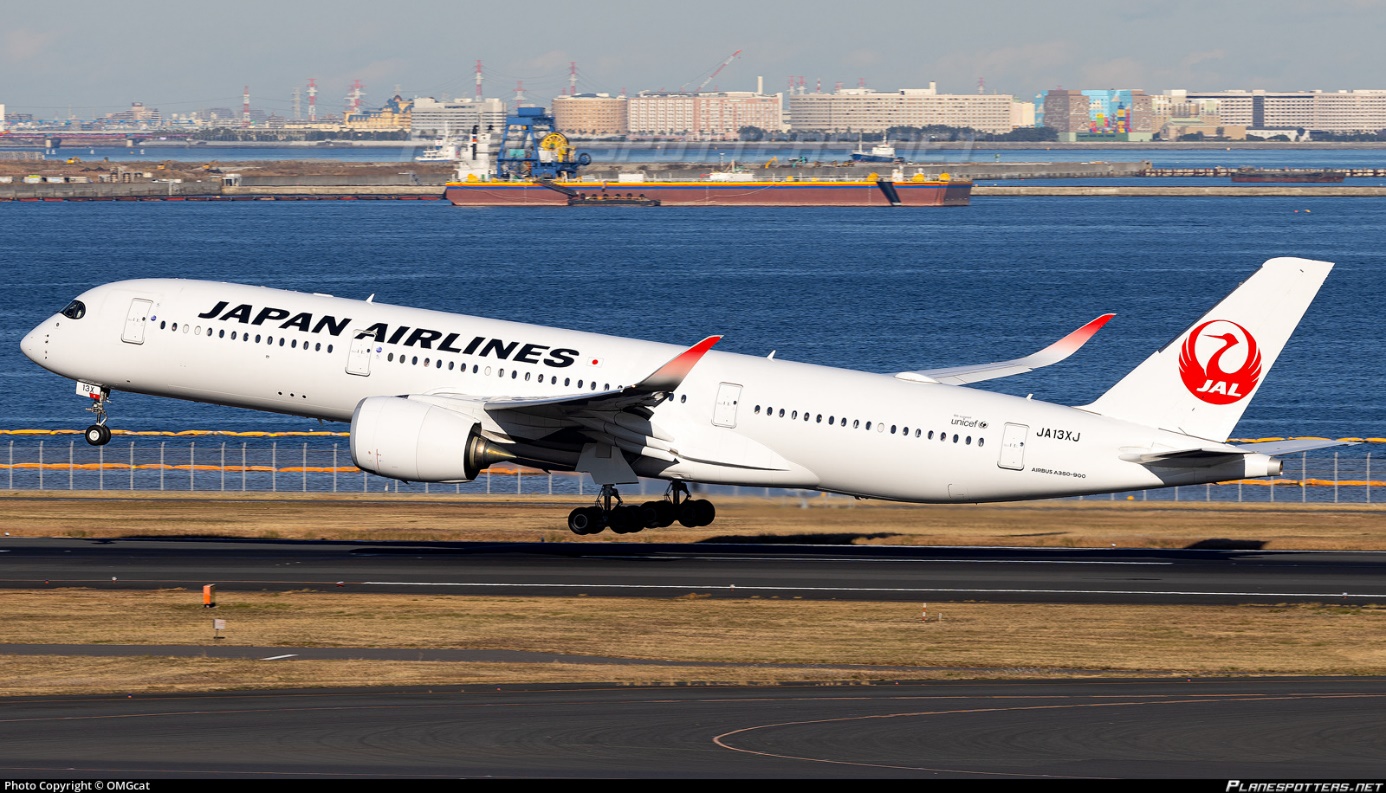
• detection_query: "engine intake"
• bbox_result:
[350,396,513,482]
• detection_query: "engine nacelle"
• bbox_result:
[350,396,512,482]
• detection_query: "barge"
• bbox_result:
[442,107,969,207]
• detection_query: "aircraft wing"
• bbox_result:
[895,314,1115,385]
[418,336,726,468]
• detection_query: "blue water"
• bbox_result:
[1,198,1381,445]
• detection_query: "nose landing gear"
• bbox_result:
[83,387,113,447]
[566,481,717,536]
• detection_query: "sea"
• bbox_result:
[3,193,1382,442]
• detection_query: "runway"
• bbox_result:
[1,678,1384,777]
[2,537,1385,605]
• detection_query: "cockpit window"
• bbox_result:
[61,300,86,320]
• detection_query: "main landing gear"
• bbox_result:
[567,481,716,536]
[83,388,113,446]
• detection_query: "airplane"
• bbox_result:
[20,257,1347,535]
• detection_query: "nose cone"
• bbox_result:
[20,325,42,364]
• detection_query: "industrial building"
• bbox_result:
[625,91,782,139]
[1171,89,1386,134]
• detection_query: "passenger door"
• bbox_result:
[346,335,373,376]
[998,423,1028,470]
[712,382,742,428]
[121,299,152,345]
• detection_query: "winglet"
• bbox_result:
[633,335,722,392]
[1018,312,1116,370]
[897,314,1115,386]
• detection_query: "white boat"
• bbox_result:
[415,135,462,163]
[850,140,900,163]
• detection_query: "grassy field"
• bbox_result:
[1,589,1383,697]
[0,493,1382,695]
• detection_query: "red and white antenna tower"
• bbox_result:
[474,60,484,100]
[815,78,822,93]
[978,76,986,94]
[241,86,251,129]
[834,81,843,93]
[307,78,317,122]
[346,79,364,115]
[858,77,866,89]
[514,81,526,104]
[569,61,578,95]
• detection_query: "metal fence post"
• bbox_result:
[549,473,553,495]
[129,442,135,490]
[332,444,338,493]
[1368,451,1372,504]
[1334,452,1340,504]
[1302,452,1307,503]
[302,443,307,493]
[517,467,522,495]
[159,442,165,491]
[189,441,195,492]
[38,441,43,491]
[68,441,74,491]
[271,441,277,492]
[99,444,104,491]
[7,441,11,491]
[220,442,226,492]
[241,443,247,492]
[486,469,491,494]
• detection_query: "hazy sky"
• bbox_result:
[4,0,1384,117]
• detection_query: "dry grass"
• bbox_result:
[1,589,1383,696]
[0,491,1383,550]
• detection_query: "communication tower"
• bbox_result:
[241,86,250,129]
[307,78,318,122]
[291,87,301,120]
[569,62,578,96]
[346,80,364,116]
[475,60,484,100]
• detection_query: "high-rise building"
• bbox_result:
[1170,89,1386,133]
[410,97,507,138]
[788,85,1015,134]
[626,92,782,139]
[552,94,628,137]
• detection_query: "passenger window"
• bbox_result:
[755,405,761,414]
[291,339,297,348]
[231,331,237,340]
[218,329,225,338]
[279,338,285,347]
[315,343,321,351]
[172,323,178,331]
[449,361,455,370]
[966,436,972,445]
[953,434,959,443]
[792,411,798,419]
[816,414,822,423]
[877,423,884,433]
[485,366,492,376]
[327,344,333,353]
[388,353,395,362]
[424,358,431,366]
[865,421,871,430]
[255,334,261,343]
[564,377,570,386]
[160,321,166,330]
[890,425,896,434]
[778,409,784,417]
[978,437,986,448]
[853,420,859,429]
[524,372,530,381]
[577,379,583,388]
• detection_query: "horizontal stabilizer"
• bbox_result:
[897,314,1114,385]
[1233,438,1358,456]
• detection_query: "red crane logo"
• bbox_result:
[1179,320,1262,404]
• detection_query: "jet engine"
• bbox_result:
[350,396,513,482]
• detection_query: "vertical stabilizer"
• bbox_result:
[1081,257,1332,441]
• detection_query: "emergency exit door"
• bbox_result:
[346,335,374,376]
[712,382,742,428]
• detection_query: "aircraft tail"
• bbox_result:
[1081,257,1332,441]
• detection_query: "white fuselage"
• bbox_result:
[21,278,1269,502]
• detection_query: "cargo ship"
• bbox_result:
[442,107,969,207]
[1230,168,1346,183]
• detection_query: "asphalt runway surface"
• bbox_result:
[1,537,1385,605]
[2,678,1384,778]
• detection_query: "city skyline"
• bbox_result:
[5,0,1386,117]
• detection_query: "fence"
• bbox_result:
[0,433,1382,504]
